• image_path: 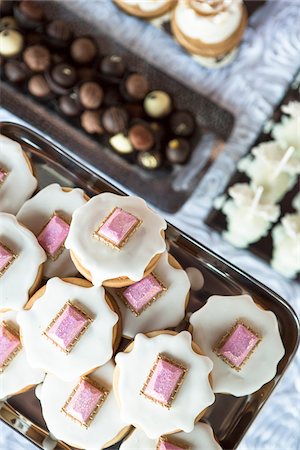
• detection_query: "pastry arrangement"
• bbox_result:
[0,134,286,450]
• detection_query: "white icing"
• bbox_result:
[115,331,214,439]
[188,0,229,15]
[109,252,190,338]
[190,295,285,396]
[120,422,222,450]
[0,311,45,399]
[122,0,170,13]
[0,213,46,311]
[174,0,243,44]
[65,193,167,285]
[17,184,87,278]
[17,278,119,381]
[185,266,204,291]
[0,134,37,215]
[272,101,300,151]
[39,360,130,450]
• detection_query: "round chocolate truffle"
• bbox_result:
[23,45,50,72]
[100,55,125,78]
[28,74,50,98]
[0,17,18,32]
[128,123,155,152]
[79,81,104,110]
[169,110,195,137]
[4,59,28,83]
[15,1,44,29]
[59,93,81,117]
[125,73,149,101]
[46,20,72,47]
[51,63,77,88]
[102,106,129,134]
[144,90,172,118]
[110,133,133,154]
[70,37,97,65]
[80,110,103,135]
[137,150,162,170]
[0,29,23,57]
[166,138,190,164]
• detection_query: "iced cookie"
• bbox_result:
[0,213,46,311]
[272,101,300,152]
[17,277,120,381]
[120,422,221,450]
[0,134,37,214]
[114,330,214,439]
[0,311,45,399]
[17,184,88,278]
[109,252,190,338]
[39,360,130,450]
[114,0,175,19]
[65,193,167,287]
[190,295,285,396]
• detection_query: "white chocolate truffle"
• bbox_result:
[0,29,23,57]
[144,90,172,118]
[109,133,133,154]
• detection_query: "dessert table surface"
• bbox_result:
[1,1,300,449]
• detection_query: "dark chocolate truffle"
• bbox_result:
[28,74,50,98]
[102,106,129,134]
[80,110,103,135]
[166,138,190,164]
[0,29,23,57]
[18,1,44,21]
[100,55,125,78]
[4,59,28,83]
[125,73,149,101]
[144,90,172,118]
[169,110,195,137]
[59,93,81,117]
[23,45,50,72]
[51,63,77,88]
[137,150,162,170]
[128,123,155,152]
[70,37,97,65]
[46,20,72,46]
[79,81,104,110]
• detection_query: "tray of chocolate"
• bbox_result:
[0,0,234,213]
[0,122,299,450]
[206,70,300,280]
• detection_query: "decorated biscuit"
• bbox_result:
[17,277,120,380]
[0,311,45,399]
[65,193,167,287]
[39,360,130,450]
[0,134,37,214]
[17,184,87,278]
[109,252,190,338]
[189,295,285,396]
[0,213,46,311]
[114,331,214,439]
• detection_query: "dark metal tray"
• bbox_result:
[0,123,299,450]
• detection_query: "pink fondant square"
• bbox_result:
[122,274,165,315]
[95,207,140,248]
[0,243,14,273]
[38,214,70,258]
[0,323,21,371]
[158,439,188,450]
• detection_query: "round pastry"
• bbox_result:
[120,422,221,450]
[0,134,37,214]
[65,193,167,287]
[0,311,45,399]
[0,213,46,311]
[144,90,172,119]
[114,330,214,438]
[189,294,285,396]
[17,184,88,278]
[38,360,130,450]
[109,252,190,338]
[114,0,175,19]
[17,277,120,381]
[0,28,23,57]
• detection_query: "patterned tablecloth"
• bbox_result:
[1,1,300,449]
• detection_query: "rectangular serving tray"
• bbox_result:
[0,123,299,450]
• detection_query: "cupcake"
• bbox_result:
[17,277,120,380]
[0,213,46,311]
[114,0,175,19]
[109,252,191,338]
[114,330,214,438]
[17,183,88,278]
[0,311,45,399]
[0,134,37,214]
[38,360,131,450]
[65,193,167,287]
[189,294,285,396]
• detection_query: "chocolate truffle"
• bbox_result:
[166,138,190,164]
[102,106,129,134]
[110,133,133,154]
[51,63,77,88]
[125,73,149,101]
[0,16,18,32]
[79,81,104,110]
[0,29,23,57]
[100,55,125,78]
[80,110,103,135]
[28,74,50,98]
[138,150,162,170]
[23,45,50,72]
[128,123,155,152]
[46,20,72,48]
[59,93,81,117]
[169,110,195,137]
[4,59,28,83]
[70,37,97,65]
[15,1,44,29]
[144,90,172,118]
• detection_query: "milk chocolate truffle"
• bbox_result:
[23,45,50,72]
[70,37,97,65]
[80,110,103,134]
[166,138,190,164]
[0,16,18,32]
[46,20,72,48]
[4,59,28,83]
[79,81,104,110]
[170,110,195,137]
[28,74,50,98]
[110,133,133,154]
[100,55,125,78]
[59,93,81,117]
[138,150,162,170]
[15,1,44,29]
[102,106,129,134]
[144,90,172,118]
[0,29,23,57]
[128,123,155,152]
[125,73,149,101]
